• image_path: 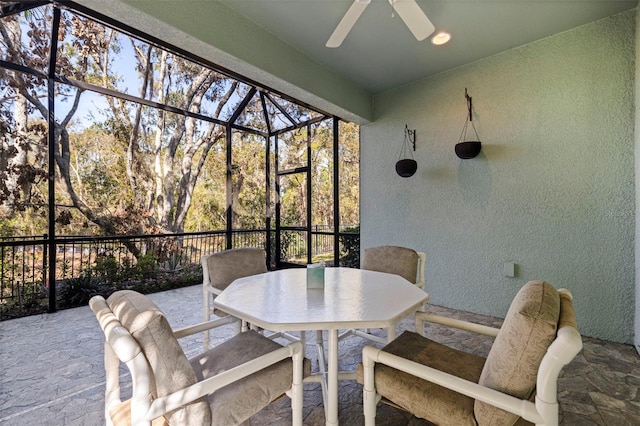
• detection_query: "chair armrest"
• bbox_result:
[204,284,223,296]
[414,311,500,338]
[536,325,582,403]
[146,341,304,420]
[90,296,144,362]
[415,252,427,290]
[362,345,543,424]
[173,316,241,339]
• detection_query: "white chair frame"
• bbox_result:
[362,289,582,426]
[414,251,427,290]
[91,296,304,426]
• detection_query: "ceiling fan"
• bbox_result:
[326,0,435,48]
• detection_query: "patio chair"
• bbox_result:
[90,290,306,426]
[203,247,302,349]
[340,245,427,344]
[361,245,426,290]
[358,280,583,426]
[202,248,268,347]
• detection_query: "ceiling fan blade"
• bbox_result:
[392,0,435,41]
[326,0,371,48]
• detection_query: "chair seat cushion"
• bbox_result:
[190,330,310,426]
[357,331,485,426]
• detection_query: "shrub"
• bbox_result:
[57,276,108,309]
[54,253,200,311]
[339,225,360,268]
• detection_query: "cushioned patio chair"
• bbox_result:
[342,245,427,344]
[203,247,302,348]
[202,248,267,348]
[90,290,306,426]
[358,280,582,426]
[361,245,426,290]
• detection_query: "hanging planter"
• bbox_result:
[455,88,482,159]
[396,158,417,177]
[396,125,417,178]
[455,141,482,159]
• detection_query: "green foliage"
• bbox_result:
[135,254,159,278]
[57,275,107,309]
[55,253,201,310]
[0,220,16,237]
[0,281,48,320]
[339,225,360,268]
[0,244,48,319]
[92,254,120,284]
[278,230,296,262]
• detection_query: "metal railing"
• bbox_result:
[0,227,359,319]
[0,235,49,318]
[279,225,336,263]
[54,230,230,279]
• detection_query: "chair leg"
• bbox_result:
[315,330,325,371]
[299,330,306,358]
[104,342,120,426]
[291,344,304,426]
[535,394,559,426]
[203,288,210,349]
[362,346,379,426]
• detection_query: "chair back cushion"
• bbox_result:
[474,280,560,425]
[361,245,418,284]
[205,248,267,291]
[107,290,211,425]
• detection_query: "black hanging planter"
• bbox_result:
[396,158,417,177]
[396,125,417,178]
[456,88,482,159]
[455,141,482,159]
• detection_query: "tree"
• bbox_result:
[0,10,48,234]
[337,121,360,227]
[0,7,241,240]
[0,4,360,249]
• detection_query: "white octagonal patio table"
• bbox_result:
[214,267,429,426]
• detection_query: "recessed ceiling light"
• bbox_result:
[431,31,451,46]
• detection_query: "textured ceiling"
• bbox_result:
[220,0,636,93]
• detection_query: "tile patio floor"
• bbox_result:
[1,284,639,425]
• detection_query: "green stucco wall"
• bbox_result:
[362,11,635,343]
[635,5,640,353]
